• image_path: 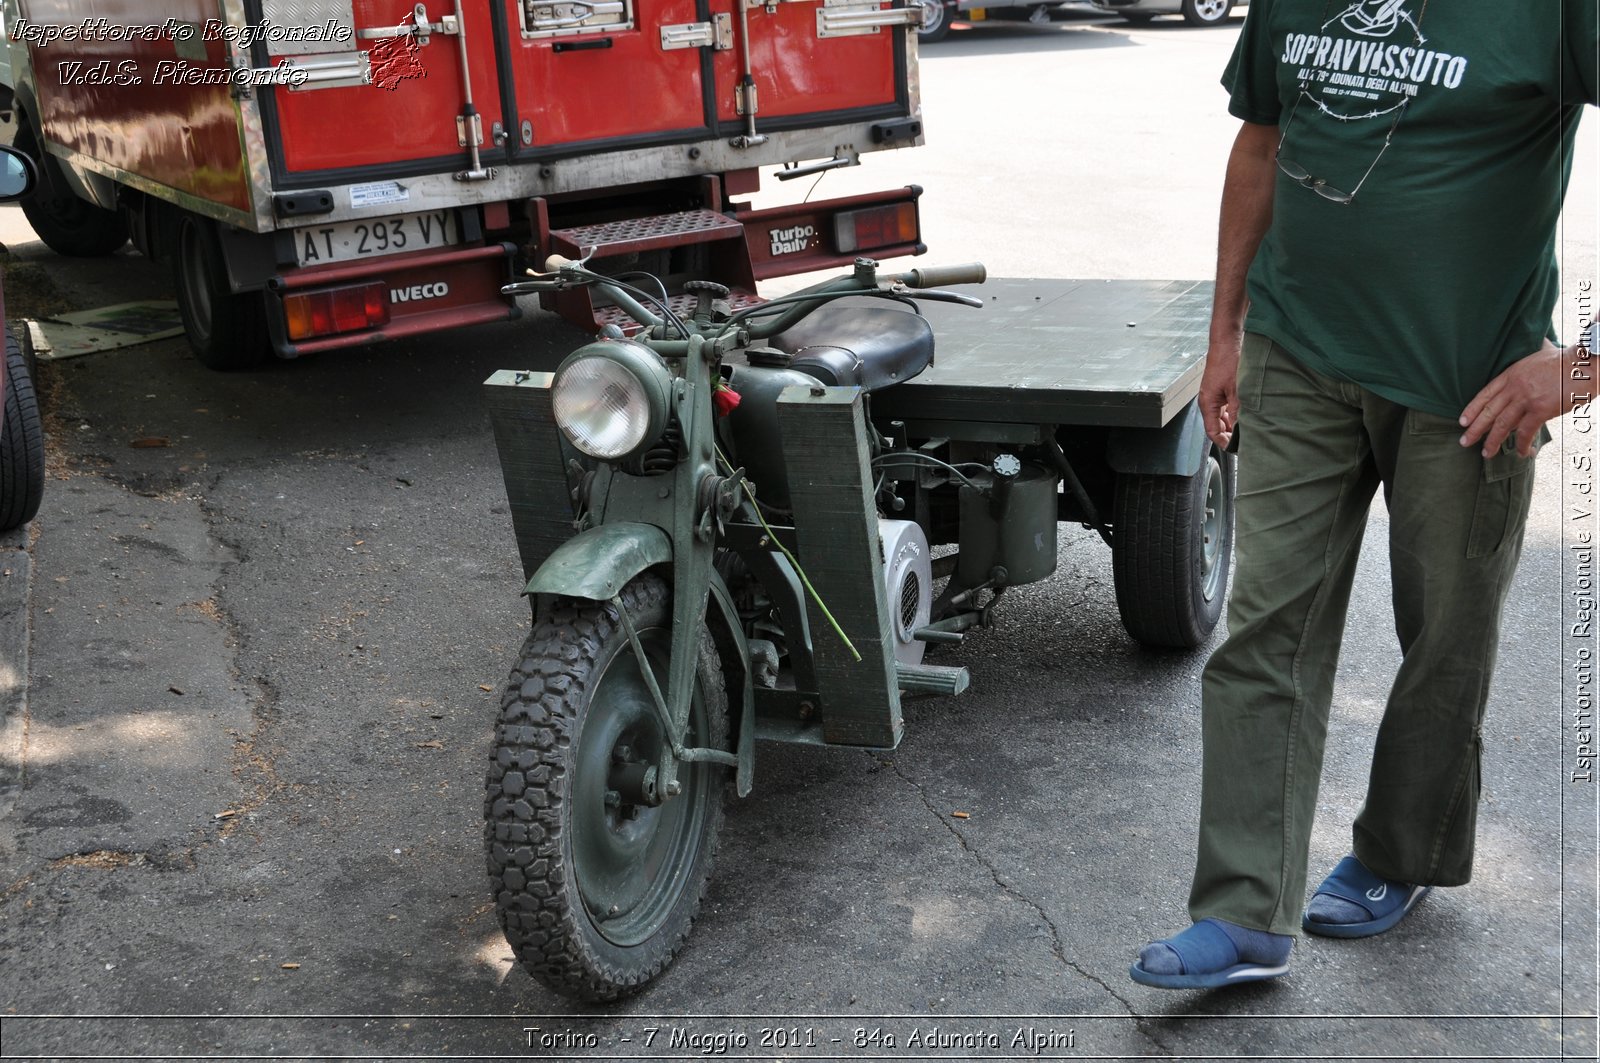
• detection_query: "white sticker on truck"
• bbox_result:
[349,181,411,209]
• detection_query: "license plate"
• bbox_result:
[293,210,460,267]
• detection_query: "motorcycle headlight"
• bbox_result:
[551,340,674,462]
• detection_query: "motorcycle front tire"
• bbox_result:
[485,573,729,1002]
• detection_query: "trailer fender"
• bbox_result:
[1105,398,1208,478]
[523,522,672,601]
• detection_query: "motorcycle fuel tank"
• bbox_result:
[720,359,822,511]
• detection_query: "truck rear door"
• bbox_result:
[711,0,912,132]
[259,0,509,180]
[499,0,711,150]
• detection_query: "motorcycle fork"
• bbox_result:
[600,332,736,802]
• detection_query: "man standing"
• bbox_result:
[1131,0,1597,989]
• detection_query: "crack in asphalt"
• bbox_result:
[195,480,287,838]
[878,754,1177,1055]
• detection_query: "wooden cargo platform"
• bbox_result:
[872,278,1213,430]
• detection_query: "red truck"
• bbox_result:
[0,0,926,368]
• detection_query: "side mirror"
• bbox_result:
[0,145,38,202]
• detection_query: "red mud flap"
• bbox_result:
[739,186,925,282]
[266,243,519,358]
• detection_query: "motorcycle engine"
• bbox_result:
[878,518,932,665]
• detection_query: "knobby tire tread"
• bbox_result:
[484,575,727,1002]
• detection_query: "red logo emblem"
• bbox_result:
[368,16,427,91]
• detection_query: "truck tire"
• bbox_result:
[1,331,46,532]
[172,213,271,371]
[916,0,954,42]
[11,122,128,257]
[486,574,728,1001]
[1180,0,1233,25]
[1111,443,1234,649]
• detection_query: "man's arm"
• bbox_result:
[1201,119,1279,449]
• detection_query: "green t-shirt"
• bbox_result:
[1223,0,1598,418]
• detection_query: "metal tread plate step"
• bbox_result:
[550,209,746,259]
[593,289,765,334]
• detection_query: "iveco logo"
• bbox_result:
[770,225,815,257]
[390,281,450,303]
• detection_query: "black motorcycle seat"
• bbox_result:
[768,305,934,392]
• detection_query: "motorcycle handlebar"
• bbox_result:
[890,262,987,289]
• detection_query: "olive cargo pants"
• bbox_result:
[1188,335,1538,936]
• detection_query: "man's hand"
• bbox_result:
[1459,341,1586,459]
[1200,338,1242,449]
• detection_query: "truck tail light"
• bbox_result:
[284,282,390,341]
[833,202,918,255]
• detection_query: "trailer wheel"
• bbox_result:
[173,214,271,371]
[1111,443,1234,649]
[916,0,954,42]
[486,574,728,1001]
[12,122,128,257]
[1,330,46,532]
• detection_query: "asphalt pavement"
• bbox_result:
[0,9,1596,1061]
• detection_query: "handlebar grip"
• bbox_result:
[895,262,987,289]
[544,254,578,271]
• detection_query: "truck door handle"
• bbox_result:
[358,3,461,43]
[816,1,922,37]
[526,1,626,29]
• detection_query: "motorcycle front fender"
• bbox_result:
[523,522,672,601]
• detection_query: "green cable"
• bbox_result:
[715,446,862,663]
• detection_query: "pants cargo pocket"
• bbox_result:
[1404,410,1539,560]
[1238,333,1273,413]
[1466,444,1536,559]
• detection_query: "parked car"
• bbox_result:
[1088,0,1238,26]
[0,144,44,533]
[915,0,1079,42]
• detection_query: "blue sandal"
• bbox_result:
[1303,855,1431,939]
[1129,918,1292,990]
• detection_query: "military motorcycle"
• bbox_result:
[483,255,1233,1001]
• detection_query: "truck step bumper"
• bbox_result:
[549,208,745,259]
[269,243,518,358]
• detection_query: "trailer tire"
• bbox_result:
[1,331,46,533]
[173,214,271,371]
[1111,443,1234,649]
[486,574,728,1001]
[12,122,128,258]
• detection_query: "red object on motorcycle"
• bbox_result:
[713,384,743,418]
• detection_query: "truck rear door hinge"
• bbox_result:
[660,14,733,50]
